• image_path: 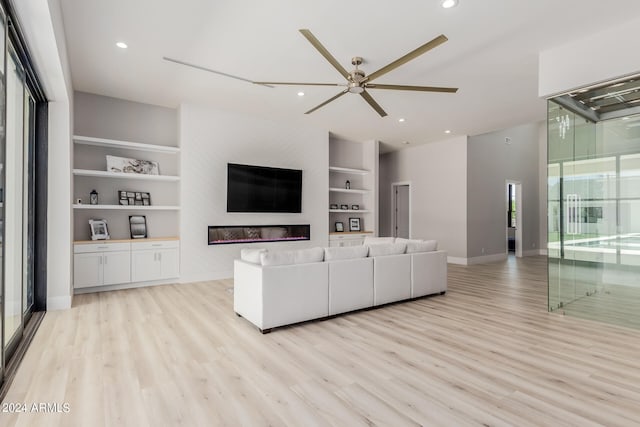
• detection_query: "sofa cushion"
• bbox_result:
[395,238,421,245]
[261,247,324,266]
[406,240,438,253]
[363,236,396,245]
[240,248,267,264]
[324,245,369,261]
[367,242,407,257]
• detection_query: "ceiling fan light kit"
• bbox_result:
[254,29,458,117]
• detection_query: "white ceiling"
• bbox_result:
[59,0,640,151]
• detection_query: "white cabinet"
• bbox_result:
[73,242,131,289]
[131,240,179,282]
[73,239,179,290]
[329,233,371,247]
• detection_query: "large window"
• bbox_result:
[0,1,48,394]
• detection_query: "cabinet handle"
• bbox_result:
[98,246,109,249]
[104,256,108,265]
[159,253,162,262]
[152,244,162,247]
[99,257,102,265]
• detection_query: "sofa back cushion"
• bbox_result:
[406,239,438,253]
[324,245,369,261]
[240,248,267,264]
[363,236,396,245]
[261,247,324,266]
[367,242,407,257]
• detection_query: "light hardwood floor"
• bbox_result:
[2,256,640,426]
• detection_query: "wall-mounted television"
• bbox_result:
[227,163,302,213]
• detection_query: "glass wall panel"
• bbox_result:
[4,48,25,348]
[548,96,640,329]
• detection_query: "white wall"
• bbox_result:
[467,123,542,261]
[14,0,75,310]
[539,15,640,97]
[379,136,468,262]
[179,104,329,282]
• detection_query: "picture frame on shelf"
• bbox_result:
[129,215,148,239]
[340,204,348,210]
[89,219,110,241]
[330,203,338,210]
[351,204,360,210]
[335,222,344,232]
[119,190,151,206]
[349,217,361,232]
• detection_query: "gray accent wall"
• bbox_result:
[379,136,468,260]
[467,122,542,258]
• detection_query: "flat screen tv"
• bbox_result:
[227,163,302,213]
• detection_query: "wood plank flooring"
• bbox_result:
[2,256,640,426]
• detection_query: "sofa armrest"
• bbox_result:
[233,260,265,328]
[411,250,448,297]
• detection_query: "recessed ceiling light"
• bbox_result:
[116,42,128,49]
[445,130,451,134]
[398,118,406,122]
[297,91,305,97]
[441,0,458,8]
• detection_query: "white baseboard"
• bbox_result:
[47,295,72,310]
[539,249,548,256]
[467,253,508,265]
[523,249,543,257]
[447,256,468,265]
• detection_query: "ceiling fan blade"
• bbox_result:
[305,89,349,114]
[253,82,345,87]
[366,83,458,93]
[365,34,448,83]
[163,56,273,87]
[299,29,351,81]
[360,91,388,117]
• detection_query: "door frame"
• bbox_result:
[391,181,411,238]
[506,180,523,258]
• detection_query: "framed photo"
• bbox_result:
[340,204,349,210]
[89,219,110,241]
[330,203,338,210]
[107,155,160,175]
[349,217,361,232]
[351,204,360,210]
[129,215,148,239]
[119,190,151,206]
[335,222,344,232]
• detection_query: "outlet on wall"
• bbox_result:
[481,247,485,254]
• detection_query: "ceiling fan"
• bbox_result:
[254,29,458,117]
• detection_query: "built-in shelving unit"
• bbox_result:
[73,204,180,211]
[74,135,180,154]
[328,138,379,242]
[328,166,369,175]
[329,187,370,194]
[73,169,180,182]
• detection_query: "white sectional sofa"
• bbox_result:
[233,238,447,333]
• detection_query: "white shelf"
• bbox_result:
[73,204,180,211]
[74,135,180,154]
[329,209,371,213]
[73,169,180,182]
[329,187,370,194]
[329,166,369,175]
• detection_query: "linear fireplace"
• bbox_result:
[208,224,311,245]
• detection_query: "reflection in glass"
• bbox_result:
[548,95,640,329]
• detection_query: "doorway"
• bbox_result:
[506,181,523,257]
[392,182,410,238]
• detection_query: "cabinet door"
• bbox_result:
[74,253,103,289]
[131,250,161,282]
[103,251,131,285]
[158,248,179,279]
